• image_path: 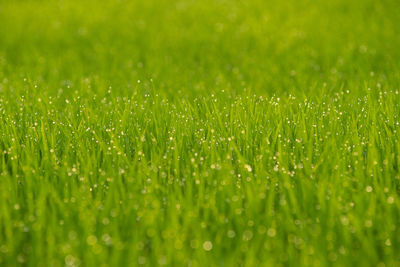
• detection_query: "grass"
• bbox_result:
[0,0,400,266]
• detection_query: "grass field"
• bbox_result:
[1,0,400,266]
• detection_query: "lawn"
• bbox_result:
[1,0,400,266]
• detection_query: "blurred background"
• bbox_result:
[1,0,399,97]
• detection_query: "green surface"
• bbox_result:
[1,0,400,266]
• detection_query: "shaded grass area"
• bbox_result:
[1,0,399,96]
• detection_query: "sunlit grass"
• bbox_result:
[0,0,400,266]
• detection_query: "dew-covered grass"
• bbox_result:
[1,0,400,266]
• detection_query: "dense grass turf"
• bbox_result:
[1,0,400,266]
